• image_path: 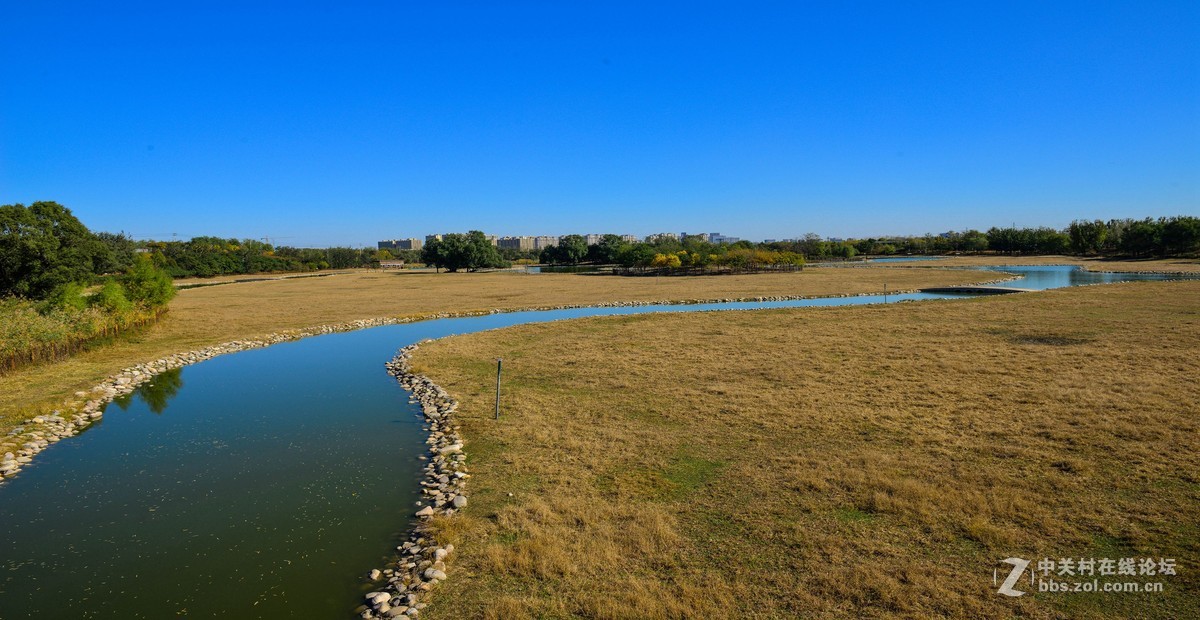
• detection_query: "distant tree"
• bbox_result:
[960,230,989,252]
[1068,220,1108,255]
[557,235,588,265]
[436,234,472,271]
[94,232,138,274]
[587,234,627,264]
[421,232,506,272]
[1031,227,1070,254]
[392,249,422,264]
[616,243,657,268]
[463,231,507,271]
[1102,219,1133,254]
[651,253,682,268]
[324,247,361,269]
[1119,219,1161,257]
[1161,216,1200,256]
[420,238,446,272]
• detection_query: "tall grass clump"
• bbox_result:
[0,256,175,374]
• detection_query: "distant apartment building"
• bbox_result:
[620,234,638,243]
[533,235,559,250]
[645,232,681,243]
[708,233,740,244]
[498,236,536,251]
[424,233,498,246]
[378,238,423,251]
[584,234,604,245]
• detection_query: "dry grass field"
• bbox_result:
[0,267,997,435]
[412,280,1200,619]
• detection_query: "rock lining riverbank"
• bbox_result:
[353,343,465,619]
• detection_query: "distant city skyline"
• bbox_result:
[3,3,1197,247]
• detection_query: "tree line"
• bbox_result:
[534,216,1199,268]
[144,238,387,277]
[845,217,1199,258]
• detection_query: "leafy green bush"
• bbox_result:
[122,255,176,309]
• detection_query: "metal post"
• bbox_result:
[884,282,888,304]
[494,358,502,419]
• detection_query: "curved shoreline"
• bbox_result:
[0,275,1024,482]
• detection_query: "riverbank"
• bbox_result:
[0,267,1003,439]
[410,280,1200,619]
[4,272,1034,483]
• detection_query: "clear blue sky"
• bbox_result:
[2,2,1197,246]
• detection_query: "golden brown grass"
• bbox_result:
[0,267,997,436]
[412,281,1200,619]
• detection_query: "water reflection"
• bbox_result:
[112,367,184,414]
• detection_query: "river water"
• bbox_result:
[0,266,1195,618]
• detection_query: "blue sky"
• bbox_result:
[2,2,1197,246]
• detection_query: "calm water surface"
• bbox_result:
[1,266,1195,618]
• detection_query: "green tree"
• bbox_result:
[421,238,447,272]
[464,231,507,271]
[122,254,176,310]
[616,243,657,268]
[587,234,627,264]
[435,234,472,271]
[1161,216,1200,256]
[94,232,138,274]
[1068,220,1108,255]
[0,201,106,299]
[421,232,506,272]
[556,235,588,265]
[961,230,989,252]
[1119,219,1161,257]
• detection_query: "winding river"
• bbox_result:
[0,266,1195,618]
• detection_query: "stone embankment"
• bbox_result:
[354,343,465,619]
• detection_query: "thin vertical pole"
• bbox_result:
[494,358,502,419]
[884,282,888,304]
